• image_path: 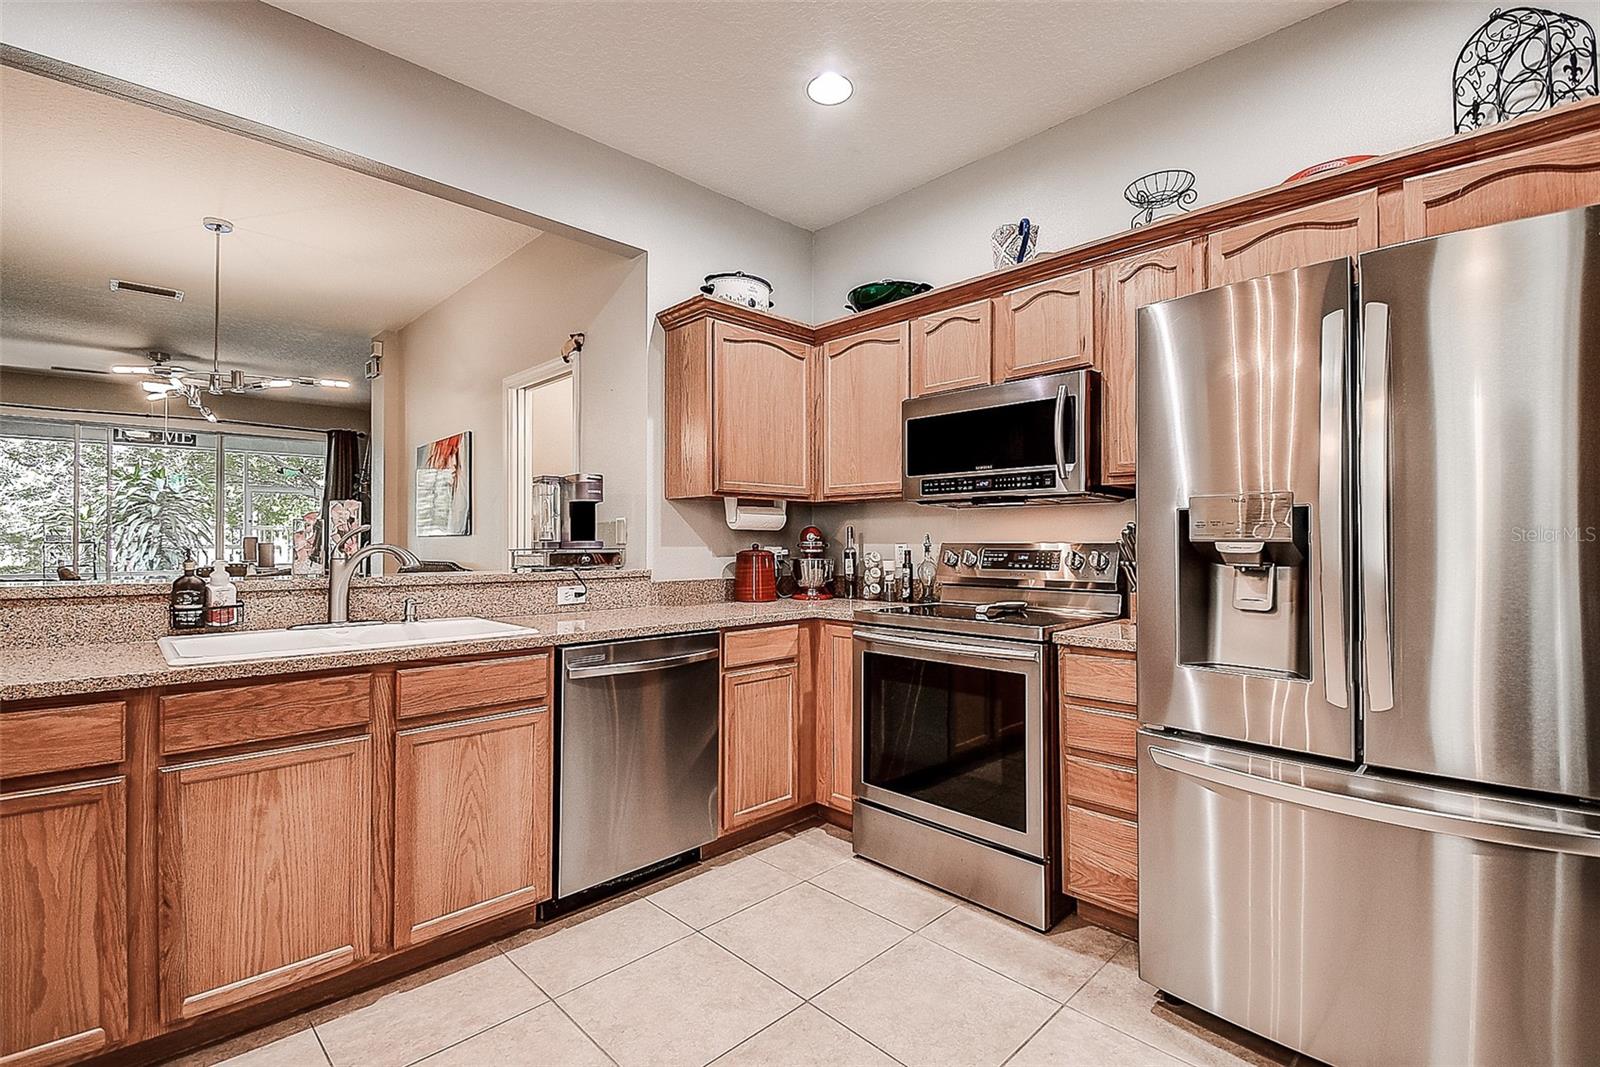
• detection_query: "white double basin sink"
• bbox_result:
[157,616,538,666]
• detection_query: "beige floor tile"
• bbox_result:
[413,1003,611,1067]
[741,828,853,879]
[1007,1007,1188,1067]
[711,1005,898,1067]
[314,953,546,1067]
[647,854,799,929]
[705,883,909,997]
[558,934,800,1067]
[813,935,1056,1067]
[1068,944,1295,1067]
[921,905,1126,1002]
[168,1015,327,1067]
[504,897,693,996]
[809,858,957,930]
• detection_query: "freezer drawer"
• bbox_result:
[1138,731,1600,1067]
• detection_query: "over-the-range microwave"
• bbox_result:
[902,369,1129,505]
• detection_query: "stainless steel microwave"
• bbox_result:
[902,369,1127,505]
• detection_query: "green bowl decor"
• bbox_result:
[845,279,932,313]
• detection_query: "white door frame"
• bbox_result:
[503,357,580,551]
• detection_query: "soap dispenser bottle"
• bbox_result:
[170,555,206,630]
[205,565,239,629]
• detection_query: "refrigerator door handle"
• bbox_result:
[1147,744,1600,857]
[1359,301,1395,712]
[1318,309,1349,709]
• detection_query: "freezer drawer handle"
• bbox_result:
[1147,745,1600,857]
[565,648,720,679]
[1318,308,1350,709]
[1359,301,1395,712]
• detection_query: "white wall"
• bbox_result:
[394,233,636,569]
[2,0,812,579]
[810,0,1600,314]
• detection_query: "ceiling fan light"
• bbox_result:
[140,379,175,394]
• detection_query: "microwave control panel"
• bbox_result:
[920,470,1057,496]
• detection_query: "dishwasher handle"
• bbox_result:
[565,647,720,680]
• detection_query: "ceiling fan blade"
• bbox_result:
[47,365,114,376]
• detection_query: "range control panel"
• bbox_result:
[979,548,1062,570]
[935,541,1122,588]
[920,470,1057,496]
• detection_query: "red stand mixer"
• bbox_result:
[792,525,834,600]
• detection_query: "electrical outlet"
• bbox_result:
[557,584,587,606]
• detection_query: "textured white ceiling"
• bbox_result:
[270,0,1343,229]
[0,66,541,403]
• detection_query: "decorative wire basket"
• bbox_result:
[1124,170,1198,228]
[1453,6,1597,132]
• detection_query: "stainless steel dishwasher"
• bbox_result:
[556,632,720,899]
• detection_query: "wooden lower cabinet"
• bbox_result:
[721,660,802,831]
[157,737,372,1024]
[1,778,128,1067]
[1066,806,1138,915]
[816,623,855,813]
[393,708,552,947]
[1060,646,1139,923]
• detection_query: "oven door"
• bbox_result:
[854,626,1047,858]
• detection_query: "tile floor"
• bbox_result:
[174,824,1304,1067]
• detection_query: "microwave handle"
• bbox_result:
[1054,384,1075,481]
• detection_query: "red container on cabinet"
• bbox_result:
[734,544,778,603]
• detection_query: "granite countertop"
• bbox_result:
[1,599,864,702]
[1053,620,1137,653]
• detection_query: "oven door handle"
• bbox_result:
[1054,383,1075,481]
[856,628,1041,662]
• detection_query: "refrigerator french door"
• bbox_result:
[1135,206,1600,1067]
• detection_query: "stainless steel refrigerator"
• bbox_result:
[1136,206,1600,1067]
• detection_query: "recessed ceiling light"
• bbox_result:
[806,71,853,106]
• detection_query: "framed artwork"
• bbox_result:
[415,432,472,536]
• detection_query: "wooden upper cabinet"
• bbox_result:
[2,778,127,1067]
[993,269,1096,380]
[1096,241,1203,485]
[1399,128,1600,240]
[910,298,993,396]
[1207,190,1379,287]
[818,323,908,500]
[394,708,551,948]
[815,623,855,814]
[721,661,801,832]
[158,737,372,1024]
[712,322,814,497]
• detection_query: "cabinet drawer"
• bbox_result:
[1059,649,1136,705]
[161,676,369,755]
[395,653,550,722]
[722,624,800,669]
[1062,703,1137,762]
[1065,753,1137,818]
[1067,805,1138,916]
[1,701,125,778]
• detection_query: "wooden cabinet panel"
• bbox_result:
[158,737,371,1023]
[819,323,908,499]
[394,708,551,947]
[160,675,369,755]
[815,623,854,813]
[723,624,801,670]
[713,322,814,497]
[1059,649,1137,706]
[2,778,127,1067]
[1207,190,1379,287]
[1065,754,1137,818]
[1400,129,1600,240]
[1,702,125,779]
[721,662,800,831]
[1066,805,1138,916]
[993,270,1095,380]
[1062,704,1138,763]
[395,653,549,722]
[1096,242,1202,485]
[665,317,715,499]
[910,299,993,396]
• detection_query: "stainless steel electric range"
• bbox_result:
[851,541,1123,929]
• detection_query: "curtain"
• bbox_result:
[323,428,368,524]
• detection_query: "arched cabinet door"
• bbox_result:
[1399,129,1600,240]
[819,323,908,500]
[712,322,814,498]
[1095,241,1203,486]
[994,269,1096,381]
[1206,190,1378,287]
[911,299,993,396]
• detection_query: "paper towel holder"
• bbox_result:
[724,497,788,532]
